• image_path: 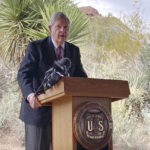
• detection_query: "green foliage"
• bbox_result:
[26,0,88,44]
[0,0,88,64]
[140,44,150,83]
[81,45,149,117]
[88,15,144,53]
[80,46,150,149]
[80,0,150,118]
[0,0,40,63]
[78,2,150,147]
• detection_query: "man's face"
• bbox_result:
[49,18,69,46]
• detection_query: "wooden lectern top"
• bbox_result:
[38,77,130,104]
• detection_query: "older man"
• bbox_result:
[17,12,87,150]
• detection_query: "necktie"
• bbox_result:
[56,46,62,60]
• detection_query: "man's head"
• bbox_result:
[49,12,70,46]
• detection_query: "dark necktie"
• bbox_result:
[56,46,62,60]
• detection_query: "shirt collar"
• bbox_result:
[51,37,65,49]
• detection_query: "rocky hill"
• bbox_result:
[79,6,102,17]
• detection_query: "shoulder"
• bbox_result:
[29,36,49,46]
[65,41,79,50]
[24,37,49,57]
[25,36,50,55]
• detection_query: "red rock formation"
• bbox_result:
[79,6,102,17]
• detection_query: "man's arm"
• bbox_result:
[74,48,88,78]
[17,42,41,108]
[17,42,38,98]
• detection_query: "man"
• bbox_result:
[18,12,109,150]
[17,12,87,150]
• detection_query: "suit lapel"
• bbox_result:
[47,36,57,61]
[64,42,71,58]
[64,42,74,75]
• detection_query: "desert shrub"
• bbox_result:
[80,47,150,149]
[112,103,150,150]
[0,57,24,147]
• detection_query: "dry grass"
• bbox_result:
[0,48,150,149]
[0,126,24,150]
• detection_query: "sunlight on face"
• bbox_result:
[49,18,69,46]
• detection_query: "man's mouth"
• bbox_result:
[60,35,65,38]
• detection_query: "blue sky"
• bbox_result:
[74,0,150,24]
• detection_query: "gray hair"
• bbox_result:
[50,12,70,26]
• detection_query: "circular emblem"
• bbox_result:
[73,102,113,150]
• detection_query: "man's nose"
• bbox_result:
[60,27,65,32]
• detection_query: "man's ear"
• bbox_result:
[48,25,52,33]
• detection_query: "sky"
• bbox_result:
[74,0,150,24]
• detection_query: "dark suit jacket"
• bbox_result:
[17,36,87,127]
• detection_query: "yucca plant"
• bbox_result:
[0,0,40,63]
[25,0,89,44]
[0,0,89,64]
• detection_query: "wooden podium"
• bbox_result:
[38,77,130,150]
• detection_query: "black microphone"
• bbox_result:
[35,57,71,95]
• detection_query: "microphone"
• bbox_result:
[35,57,71,95]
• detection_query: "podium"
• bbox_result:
[38,77,130,150]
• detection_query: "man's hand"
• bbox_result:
[27,93,42,108]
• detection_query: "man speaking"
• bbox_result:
[17,12,87,150]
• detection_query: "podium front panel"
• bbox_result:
[72,97,113,150]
